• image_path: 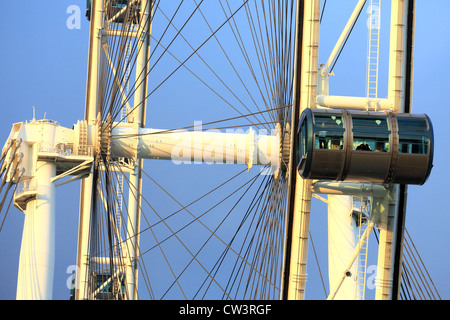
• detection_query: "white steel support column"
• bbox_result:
[76,0,104,300]
[131,0,151,128]
[281,0,320,300]
[375,0,412,300]
[84,0,104,124]
[16,161,56,300]
[288,0,320,300]
[375,186,398,300]
[76,174,94,300]
[126,0,151,300]
[125,167,142,300]
[388,0,407,112]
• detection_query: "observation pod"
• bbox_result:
[297,108,434,185]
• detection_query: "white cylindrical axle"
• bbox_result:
[110,126,280,169]
[16,161,56,300]
[316,95,393,111]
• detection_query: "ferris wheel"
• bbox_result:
[0,0,441,300]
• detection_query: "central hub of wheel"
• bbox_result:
[275,122,291,180]
[97,114,112,162]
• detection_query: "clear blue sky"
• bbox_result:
[0,1,448,300]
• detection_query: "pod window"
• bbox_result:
[314,114,345,150]
[398,118,429,154]
[352,116,390,152]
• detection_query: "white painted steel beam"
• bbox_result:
[84,0,104,124]
[281,0,320,300]
[76,0,105,301]
[376,0,412,300]
[102,29,140,38]
[286,0,320,300]
[388,0,408,113]
[375,185,397,299]
[126,0,152,300]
